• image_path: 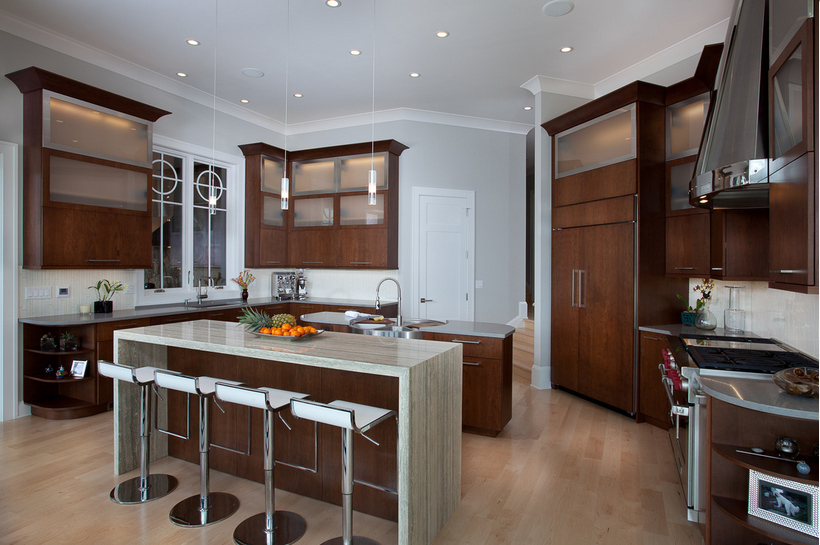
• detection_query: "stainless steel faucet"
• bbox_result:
[375,277,402,327]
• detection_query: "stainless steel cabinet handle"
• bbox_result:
[770,270,801,274]
[451,339,480,345]
[711,267,723,271]
[349,262,370,265]
[86,259,121,263]
[462,361,481,367]
[578,269,584,308]
[420,298,433,303]
[571,269,577,308]
[266,261,281,264]
[644,336,661,341]
[674,267,696,270]
[303,261,322,264]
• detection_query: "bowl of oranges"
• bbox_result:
[239,308,322,341]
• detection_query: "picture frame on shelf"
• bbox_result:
[70,360,88,378]
[748,469,819,537]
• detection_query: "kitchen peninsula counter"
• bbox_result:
[113,319,462,545]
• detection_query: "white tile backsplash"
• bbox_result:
[688,278,819,358]
[18,268,137,318]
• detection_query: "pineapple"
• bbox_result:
[238,306,272,332]
[271,313,297,328]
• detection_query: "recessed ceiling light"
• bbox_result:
[186,39,200,46]
[241,67,265,78]
[176,72,187,78]
[436,31,449,38]
[542,0,574,17]
[350,50,362,56]
[523,106,532,111]
[293,93,303,98]
[326,0,341,6]
[560,46,573,53]
[409,72,420,78]
[240,99,249,104]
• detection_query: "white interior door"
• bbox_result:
[412,188,474,321]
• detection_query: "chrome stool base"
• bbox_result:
[109,474,178,505]
[169,491,241,527]
[321,537,382,545]
[233,511,307,545]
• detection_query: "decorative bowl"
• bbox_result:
[773,367,819,398]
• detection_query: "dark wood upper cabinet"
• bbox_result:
[241,140,406,270]
[6,67,170,269]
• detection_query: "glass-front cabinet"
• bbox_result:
[243,140,406,270]
[554,103,636,178]
[6,66,170,269]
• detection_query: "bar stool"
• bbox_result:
[153,370,241,527]
[97,360,178,504]
[290,398,396,545]
[215,382,310,545]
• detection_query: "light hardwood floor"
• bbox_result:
[0,377,703,545]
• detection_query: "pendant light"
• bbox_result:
[281,0,290,210]
[367,0,377,205]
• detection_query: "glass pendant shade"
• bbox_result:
[368,169,377,205]
[281,176,290,210]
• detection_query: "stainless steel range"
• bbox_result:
[659,333,818,526]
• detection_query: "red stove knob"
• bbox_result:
[661,348,677,370]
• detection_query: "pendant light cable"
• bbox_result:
[281,0,290,210]
[368,0,377,205]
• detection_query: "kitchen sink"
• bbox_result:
[349,323,423,339]
[182,299,244,308]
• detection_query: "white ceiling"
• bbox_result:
[0,0,733,133]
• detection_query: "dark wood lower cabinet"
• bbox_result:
[165,347,399,521]
[637,332,671,429]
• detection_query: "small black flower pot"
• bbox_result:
[94,301,113,313]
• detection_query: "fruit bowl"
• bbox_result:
[773,367,819,398]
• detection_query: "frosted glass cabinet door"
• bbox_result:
[771,45,804,159]
[669,161,697,212]
[339,194,385,226]
[292,159,335,194]
[261,156,285,193]
[293,197,335,227]
[339,153,387,190]
[667,94,709,159]
[554,103,636,178]
[49,155,148,211]
[44,93,151,167]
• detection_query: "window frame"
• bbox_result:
[135,137,243,307]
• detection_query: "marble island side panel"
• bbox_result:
[113,319,462,545]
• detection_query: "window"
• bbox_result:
[139,145,238,304]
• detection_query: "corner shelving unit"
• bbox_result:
[22,323,104,419]
[708,397,819,545]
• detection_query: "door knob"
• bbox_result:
[420,298,433,303]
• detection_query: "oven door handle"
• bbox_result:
[660,365,689,439]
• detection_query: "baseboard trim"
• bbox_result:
[530,364,552,390]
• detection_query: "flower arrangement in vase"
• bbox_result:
[231,270,256,301]
[88,279,127,313]
[692,278,717,330]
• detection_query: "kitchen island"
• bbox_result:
[113,319,462,545]
[303,311,515,436]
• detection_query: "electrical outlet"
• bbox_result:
[56,286,70,298]
[475,280,483,289]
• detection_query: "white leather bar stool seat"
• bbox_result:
[290,398,396,545]
[98,361,178,505]
[153,370,242,528]
[215,382,310,545]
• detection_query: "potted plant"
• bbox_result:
[60,331,79,351]
[39,332,56,351]
[88,279,127,313]
[677,278,715,327]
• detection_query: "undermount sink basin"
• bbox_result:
[184,299,243,308]
[349,323,423,339]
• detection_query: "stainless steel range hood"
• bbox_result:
[690,0,770,209]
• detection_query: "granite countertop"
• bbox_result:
[114,319,460,375]
[302,311,515,339]
[18,297,390,326]
[641,323,818,421]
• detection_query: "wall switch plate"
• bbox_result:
[56,286,70,298]
[475,280,483,289]
[25,287,52,300]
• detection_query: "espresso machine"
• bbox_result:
[295,269,308,300]
[272,271,297,300]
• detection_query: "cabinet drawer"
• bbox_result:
[422,332,503,359]
[96,318,151,342]
[553,195,635,229]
